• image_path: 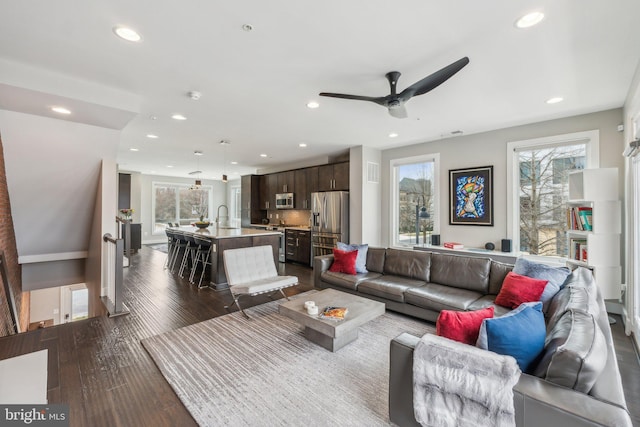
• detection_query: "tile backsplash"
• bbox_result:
[267,209,311,226]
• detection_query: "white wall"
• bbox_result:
[379,109,625,249]
[0,110,120,295]
[29,287,61,325]
[349,146,381,246]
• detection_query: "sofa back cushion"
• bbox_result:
[365,247,387,274]
[532,308,607,393]
[489,260,513,295]
[429,253,491,293]
[383,249,431,281]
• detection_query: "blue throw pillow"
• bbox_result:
[513,258,571,310]
[336,242,368,273]
[477,301,546,372]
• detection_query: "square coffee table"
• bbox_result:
[278,288,385,352]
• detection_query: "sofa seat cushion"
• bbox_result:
[404,283,484,312]
[532,308,607,393]
[466,295,511,317]
[358,275,426,302]
[429,253,491,293]
[320,271,382,291]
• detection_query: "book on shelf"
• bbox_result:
[443,242,464,249]
[569,237,588,262]
[319,306,348,321]
[567,206,593,231]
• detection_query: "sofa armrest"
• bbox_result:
[389,333,633,427]
[313,254,334,288]
[389,333,421,427]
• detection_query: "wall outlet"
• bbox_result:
[269,213,273,219]
[53,308,59,314]
[276,213,279,219]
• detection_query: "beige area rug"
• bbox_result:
[141,291,435,426]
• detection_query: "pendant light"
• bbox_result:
[220,140,230,182]
[190,150,204,190]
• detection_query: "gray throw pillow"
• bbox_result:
[513,258,570,311]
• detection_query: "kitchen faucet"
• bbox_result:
[216,204,229,227]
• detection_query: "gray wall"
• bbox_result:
[379,108,625,251]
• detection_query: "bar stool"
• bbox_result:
[179,234,197,279]
[170,231,187,273]
[191,235,213,288]
[164,229,176,269]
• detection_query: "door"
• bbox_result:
[311,192,325,232]
[60,284,88,323]
[323,191,343,234]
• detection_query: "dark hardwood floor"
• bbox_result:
[0,246,638,426]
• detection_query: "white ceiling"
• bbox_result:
[1,1,639,180]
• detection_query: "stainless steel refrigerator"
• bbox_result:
[311,191,349,257]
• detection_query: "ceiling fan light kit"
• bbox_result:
[319,56,469,119]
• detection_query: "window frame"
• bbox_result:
[151,181,214,235]
[389,153,440,248]
[506,130,599,257]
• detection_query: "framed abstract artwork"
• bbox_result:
[449,165,493,226]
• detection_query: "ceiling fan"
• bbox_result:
[319,56,469,119]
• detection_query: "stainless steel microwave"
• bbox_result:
[275,192,294,209]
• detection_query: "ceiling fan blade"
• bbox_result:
[400,57,470,100]
[319,92,382,103]
[388,104,408,119]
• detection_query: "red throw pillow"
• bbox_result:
[329,248,358,275]
[436,307,494,345]
[495,271,548,309]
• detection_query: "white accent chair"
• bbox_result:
[223,245,298,318]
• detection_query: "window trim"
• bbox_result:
[389,153,440,248]
[151,181,214,235]
[506,130,599,255]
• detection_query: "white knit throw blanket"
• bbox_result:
[413,334,521,427]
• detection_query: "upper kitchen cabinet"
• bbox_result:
[259,174,278,209]
[294,168,310,209]
[241,175,264,226]
[317,162,349,191]
[277,171,295,193]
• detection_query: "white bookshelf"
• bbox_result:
[566,168,621,300]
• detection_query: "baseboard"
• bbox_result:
[605,299,623,315]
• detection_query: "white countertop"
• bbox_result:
[172,226,282,239]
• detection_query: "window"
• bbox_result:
[391,154,440,247]
[507,131,599,257]
[152,182,213,234]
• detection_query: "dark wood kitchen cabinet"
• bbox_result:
[285,229,311,266]
[277,171,295,193]
[317,162,349,191]
[294,168,310,209]
[259,174,277,209]
[241,175,264,226]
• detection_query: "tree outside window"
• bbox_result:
[395,160,435,246]
[153,183,212,233]
[518,144,585,256]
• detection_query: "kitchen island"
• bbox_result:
[170,226,282,289]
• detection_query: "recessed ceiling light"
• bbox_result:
[307,101,320,109]
[150,170,156,174]
[113,26,142,42]
[166,165,174,168]
[299,143,307,148]
[388,133,398,138]
[260,154,268,158]
[171,114,187,120]
[546,97,564,104]
[515,12,544,29]
[51,106,71,115]
[129,148,139,152]
[242,24,254,32]
[146,134,158,139]
[230,161,238,165]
